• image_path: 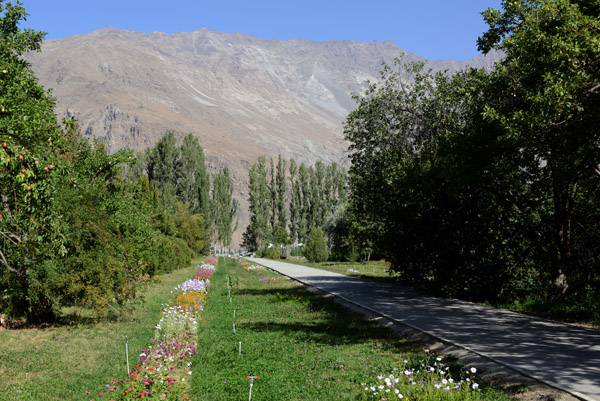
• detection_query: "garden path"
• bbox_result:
[246,257,600,401]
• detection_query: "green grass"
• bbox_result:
[284,259,395,282]
[190,257,512,401]
[0,260,201,401]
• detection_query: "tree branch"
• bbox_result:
[0,248,18,274]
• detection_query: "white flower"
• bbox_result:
[472,383,479,390]
[470,367,477,373]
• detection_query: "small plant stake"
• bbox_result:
[239,341,242,355]
[233,309,236,319]
[125,336,130,374]
[233,323,236,333]
[246,375,258,401]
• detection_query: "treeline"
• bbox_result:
[243,155,349,260]
[131,132,237,254]
[0,3,234,323]
[344,0,599,321]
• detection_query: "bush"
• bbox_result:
[304,227,328,263]
[262,246,281,260]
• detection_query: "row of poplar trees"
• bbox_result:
[344,0,600,322]
[130,132,237,254]
[243,155,348,257]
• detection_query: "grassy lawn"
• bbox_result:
[190,257,511,401]
[0,260,201,401]
[283,258,397,282]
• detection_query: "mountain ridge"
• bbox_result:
[26,27,502,246]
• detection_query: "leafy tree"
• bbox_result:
[211,167,237,251]
[146,132,179,205]
[177,133,210,215]
[323,201,352,261]
[275,154,288,234]
[343,0,600,317]
[246,156,270,250]
[344,58,540,298]
[298,162,311,243]
[478,0,600,296]
[0,1,67,322]
[288,158,300,245]
[268,156,276,232]
[312,161,326,227]
[304,227,328,263]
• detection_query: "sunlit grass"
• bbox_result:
[190,257,510,400]
[0,260,200,401]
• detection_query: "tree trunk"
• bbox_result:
[550,181,577,297]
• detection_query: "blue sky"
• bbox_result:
[20,0,503,61]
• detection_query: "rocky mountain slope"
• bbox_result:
[26,27,502,247]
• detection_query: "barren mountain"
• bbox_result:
[26,27,502,247]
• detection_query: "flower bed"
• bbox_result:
[85,259,216,401]
[243,264,265,271]
[361,358,482,401]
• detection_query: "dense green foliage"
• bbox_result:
[243,155,348,258]
[0,2,204,322]
[211,167,237,250]
[344,0,600,321]
[304,227,329,263]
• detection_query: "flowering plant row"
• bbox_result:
[85,259,217,401]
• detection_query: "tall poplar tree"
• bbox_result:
[246,156,270,250]
[177,134,210,215]
[275,154,288,232]
[298,162,311,243]
[146,132,178,204]
[288,158,300,245]
[211,167,237,251]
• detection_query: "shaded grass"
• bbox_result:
[0,260,200,401]
[190,257,511,401]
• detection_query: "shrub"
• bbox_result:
[304,227,328,263]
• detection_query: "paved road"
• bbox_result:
[247,258,600,401]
